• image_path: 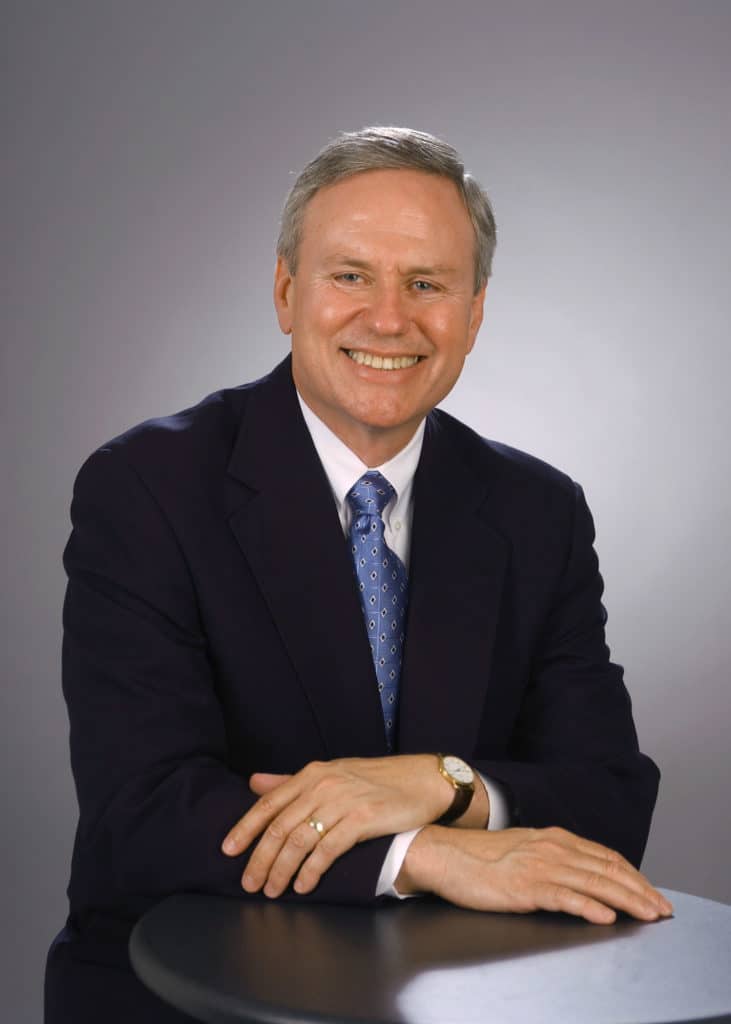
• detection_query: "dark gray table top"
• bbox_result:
[130,888,731,1024]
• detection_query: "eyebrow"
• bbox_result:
[322,253,458,277]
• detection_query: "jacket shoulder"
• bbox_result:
[73,369,273,491]
[432,407,578,498]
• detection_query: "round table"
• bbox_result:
[130,889,731,1024]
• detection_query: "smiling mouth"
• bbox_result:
[344,349,422,370]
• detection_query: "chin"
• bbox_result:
[349,402,420,431]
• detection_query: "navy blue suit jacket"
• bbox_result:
[45,356,658,1022]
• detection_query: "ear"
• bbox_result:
[273,256,295,335]
[466,283,487,354]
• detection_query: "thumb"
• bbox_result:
[249,772,292,795]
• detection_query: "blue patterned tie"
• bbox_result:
[346,472,409,751]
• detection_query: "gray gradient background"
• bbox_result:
[4,1,731,1019]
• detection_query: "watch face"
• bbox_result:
[443,755,474,784]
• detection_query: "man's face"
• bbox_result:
[274,168,486,464]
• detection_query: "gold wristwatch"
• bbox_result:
[435,753,475,825]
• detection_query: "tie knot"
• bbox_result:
[346,471,395,518]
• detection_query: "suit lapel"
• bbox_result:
[398,412,509,756]
[224,359,388,758]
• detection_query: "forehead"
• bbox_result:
[298,169,475,263]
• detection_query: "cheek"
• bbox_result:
[425,310,472,353]
[301,284,356,334]
[318,306,348,332]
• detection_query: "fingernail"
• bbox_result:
[222,838,236,855]
[242,873,256,891]
[293,878,305,893]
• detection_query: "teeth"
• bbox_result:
[346,351,420,370]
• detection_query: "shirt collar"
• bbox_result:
[296,392,426,515]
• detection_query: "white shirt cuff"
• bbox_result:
[376,828,423,899]
[375,774,511,898]
[480,772,511,831]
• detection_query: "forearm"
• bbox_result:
[70,754,390,915]
[66,587,390,912]
[472,753,659,867]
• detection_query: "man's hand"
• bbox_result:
[397,825,673,924]
[221,754,489,897]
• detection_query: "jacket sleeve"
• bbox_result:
[473,483,659,867]
[63,447,389,921]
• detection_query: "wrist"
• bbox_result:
[455,771,490,829]
[433,755,490,828]
[434,754,475,824]
[394,824,444,895]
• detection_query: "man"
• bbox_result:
[46,127,666,1023]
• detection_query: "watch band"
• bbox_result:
[435,753,475,825]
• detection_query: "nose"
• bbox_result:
[364,282,409,337]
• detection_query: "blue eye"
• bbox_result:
[413,280,434,291]
[337,273,362,283]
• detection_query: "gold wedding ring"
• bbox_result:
[308,817,327,838]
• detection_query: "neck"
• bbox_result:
[345,429,418,468]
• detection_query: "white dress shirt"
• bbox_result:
[296,393,510,897]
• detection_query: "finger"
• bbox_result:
[249,772,292,796]
[546,865,665,923]
[547,843,663,902]
[533,881,618,925]
[575,852,672,916]
[583,853,672,914]
[538,827,625,860]
[293,819,360,895]
[540,828,636,871]
[222,777,308,855]
[256,783,389,896]
[534,830,673,915]
[240,793,325,889]
[570,837,640,878]
[259,816,327,898]
[239,781,353,890]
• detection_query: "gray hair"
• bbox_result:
[276,126,496,293]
